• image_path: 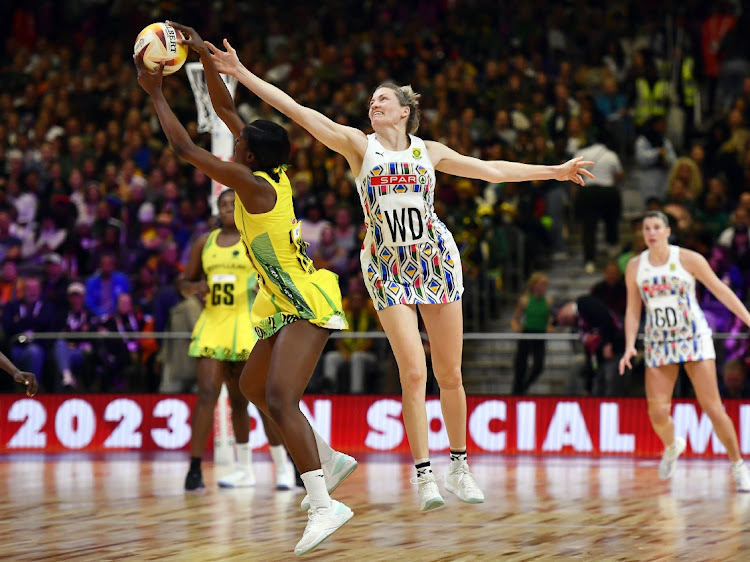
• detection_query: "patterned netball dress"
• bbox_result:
[355,134,463,310]
[188,229,257,361]
[234,170,347,339]
[636,245,715,367]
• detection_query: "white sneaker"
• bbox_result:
[444,462,485,504]
[732,461,750,492]
[275,459,296,490]
[410,473,445,512]
[658,436,686,480]
[294,499,353,556]
[300,451,358,509]
[217,468,256,488]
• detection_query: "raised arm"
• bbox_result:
[206,39,367,167]
[619,256,643,374]
[168,22,245,137]
[424,141,595,186]
[134,52,258,199]
[683,249,750,328]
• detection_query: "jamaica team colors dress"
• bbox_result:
[234,170,347,339]
[636,244,715,367]
[188,229,258,361]
[355,133,463,310]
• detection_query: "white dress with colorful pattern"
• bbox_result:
[636,245,715,367]
[355,134,463,310]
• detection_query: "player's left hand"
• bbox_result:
[13,370,38,397]
[555,156,595,186]
[167,21,208,56]
[134,49,164,95]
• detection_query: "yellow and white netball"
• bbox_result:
[134,22,188,76]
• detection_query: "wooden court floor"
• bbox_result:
[0,452,748,561]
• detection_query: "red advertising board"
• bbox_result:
[0,394,748,458]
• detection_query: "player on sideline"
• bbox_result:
[180,188,294,492]
[135,27,355,556]
[0,351,38,396]
[206,35,594,511]
[619,210,750,490]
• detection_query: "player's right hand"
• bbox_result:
[618,346,637,375]
[167,21,208,56]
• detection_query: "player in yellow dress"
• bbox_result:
[181,188,295,492]
[136,22,356,556]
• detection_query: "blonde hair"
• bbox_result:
[526,271,548,293]
[667,157,703,200]
[374,82,421,134]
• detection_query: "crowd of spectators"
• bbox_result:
[1,0,750,393]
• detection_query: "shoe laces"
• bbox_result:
[450,465,480,490]
[410,473,442,485]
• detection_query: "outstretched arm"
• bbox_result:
[168,22,245,137]
[424,141,595,185]
[206,39,367,166]
[134,52,255,195]
[0,351,38,397]
[683,249,750,328]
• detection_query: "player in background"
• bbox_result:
[180,188,294,492]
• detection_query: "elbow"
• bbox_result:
[171,141,192,159]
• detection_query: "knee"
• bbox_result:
[228,394,248,414]
[701,401,726,422]
[265,390,295,423]
[399,366,427,393]
[196,383,221,406]
[647,401,672,427]
[436,368,463,391]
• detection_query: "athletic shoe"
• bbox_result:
[732,461,750,492]
[185,468,205,492]
[218,468,256,488]
[410,473,445,512]
[276,459,296,490]
[300,452,358,509]
[294,499,353,556]
[444,463,485,504]
[658,436,686,480]
[410,473,445,511]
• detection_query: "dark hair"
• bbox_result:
[217,189,234,205]
[643,210,670,227]
[240,120,291,181]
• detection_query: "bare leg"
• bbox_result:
[189,358,224,458]
[376,304,429,460]
[644,364,680,447]
[420,301,467,451]
[225,361,249,444]
[686,360,742,462]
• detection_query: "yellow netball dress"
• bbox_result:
[234,170,347,339]
[188,229,258,361]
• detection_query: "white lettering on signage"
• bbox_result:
[673,403,726,454]
[301,399,332,444]
[151,399,191,449]
[365,399,404,450]
[599,403,635,453]
[55,399,96,449]
[103,398,143,448]
[469,400,506,452]
[516,401,536,451]
[541,402,593,452]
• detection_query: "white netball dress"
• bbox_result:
[355,134,463,310]
[636,245,715,367]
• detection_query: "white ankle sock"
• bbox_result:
[301,469,330,509]
[311,427,334,465]
[269,444,287,469]
[236,442,252,468]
